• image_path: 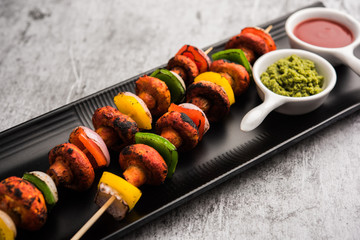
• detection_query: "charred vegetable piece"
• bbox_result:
[92,106,139,152]
[94,172,142,220]
[167,55,199,86]
[0,210,16,240]
[48,143,95,191]
[225,32,269,64]
[211,49,252,77]
[97,172,141,211]
[156,111,199,151]
[150,69,186,104]
[114,92,152,130]
[0,176,47,231]
[168,103,210,141]
[241,27,276,51]
[69,126,110,169]
[194,72,235,105]
[22,171,58,209]
[135,132,178,178]
[135,75,171,117]
[119,144,168,187]
[210,59,251,96]
[186,81,230,122]
[175,45,212,73]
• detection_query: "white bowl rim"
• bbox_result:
[285,7,360,52]
[253,48,337,102]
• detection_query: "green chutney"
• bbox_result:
[260,54,324,97]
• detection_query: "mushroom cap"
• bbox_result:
[155,111,199,151]
[119,144,168,185]
[186,80,230,122]
[241,27,277,51]
[135,75,171,117]
[167,55,199,86]
[92,106,139,151]
[225,32,269,63]
[0,176,47,231]
[210,59,250,96]
[48,143,95,191]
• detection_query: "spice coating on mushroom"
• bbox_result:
[92,106,139,151]
[136,75,171,117]
[155,111,199,151]
[186,81,230,122]
[119,144,168,187]
[0,176,47,231]
[225,32,269,64]
[167,55,199,86]
[210,60,250,96]
[48,143,95,191]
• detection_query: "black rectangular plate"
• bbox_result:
[1,2,359,239]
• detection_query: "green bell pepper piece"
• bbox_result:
[135,132,178,178]
[23,172,57,209]
[150,68,186,103]
[212,49,253,78]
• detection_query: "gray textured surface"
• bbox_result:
[1,0,360,239]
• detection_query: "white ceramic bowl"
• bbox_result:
[285,7,360,75]
[240,49,337,132]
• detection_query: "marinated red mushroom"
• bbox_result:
[167,55,199,86]
[241,27,276,51]
[135,75,171,117]
[225,32,268,64]
[210,60,250,96]
[119,144,168,187]
[186,80,230,122]
[225,27,276,64]
[47,143,95,191]
[92,106,139,152]
[0,176,47,231]
[155,111,199,151]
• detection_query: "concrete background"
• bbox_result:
[1,0,360,239]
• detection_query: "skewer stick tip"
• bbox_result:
[264,25,273,34]
[71,195,116,240]
[204,47,213,55]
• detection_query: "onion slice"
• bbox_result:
[81,126,111,166]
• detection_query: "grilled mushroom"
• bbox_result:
[167,55,199,86]
[155,111,199,151]
[92,106,139,152]
[225,32,269,64]
[186,81,230,122]
[0,176,47,231]
[47,143,95,191]
[135,75,171,117]
[241,27,277,51]
[210,60,250,96]
[119,144,168,187]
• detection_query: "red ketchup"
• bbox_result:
[294,18,354,48]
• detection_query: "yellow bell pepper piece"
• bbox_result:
[194,72,235,105]
[98,172,142,211]
[114,92,152,130]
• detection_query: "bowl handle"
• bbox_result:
[240,96,286,132]
[333,47,360,76]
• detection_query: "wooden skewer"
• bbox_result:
[71,195,116,240]
[204,47,213,55]
[264,25,273,34]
